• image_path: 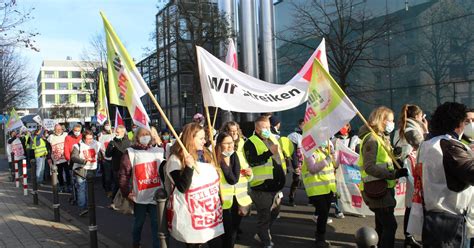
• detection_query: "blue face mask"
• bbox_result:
[261,129,271,139]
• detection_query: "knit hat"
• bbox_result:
[270,116,281,127]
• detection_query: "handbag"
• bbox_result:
[363,180,388,198]
[113,191,134,215]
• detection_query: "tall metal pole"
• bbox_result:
[87,173,98,248]
[219,0,236,125]
[259,0,277,84]
[239,0,259,123]
[51,162,60,222]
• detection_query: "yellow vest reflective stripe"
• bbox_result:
[248,135,286,187]
[302,150,336,197]
[25,134,32,149]
[219,143,253,209]
[32,137,48,158]
[358,133,395,191]
[279,136,294,158]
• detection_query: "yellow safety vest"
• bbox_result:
[302,149,336,197]
[32,136,48,158]
[25,134,32,150]
[128,131,134,141]
[279,136,294,159]
[247,135,286,187]
[358,133,395,191]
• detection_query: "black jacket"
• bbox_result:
[440,138,474,192]
[243,134,286,192]
[105,136,131,171]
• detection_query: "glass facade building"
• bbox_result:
[276,0,474,133]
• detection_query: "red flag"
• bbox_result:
[225,39,238,69]
[114,107,124,131]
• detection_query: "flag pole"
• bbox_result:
[204,106,218,166]
[313,58,402,169]
[212,107,218,128]
[146,91,200,173]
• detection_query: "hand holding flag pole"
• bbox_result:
[310,58,402,169]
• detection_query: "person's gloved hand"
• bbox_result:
[395,168,408,179]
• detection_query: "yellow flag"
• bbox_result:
[96,71,109,125]
[101,11,150,129]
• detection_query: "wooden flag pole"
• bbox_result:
[212,107,218,128]
[312,58,402,169]
[204,105,218,166]
[146,91,199,173]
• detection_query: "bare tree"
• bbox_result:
[0,0,39,51]
[277,0,394,91]
[411,1,465,105]
[80,33,107,71]
[0,45,32,113]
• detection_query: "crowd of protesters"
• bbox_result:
[5,101,474,248]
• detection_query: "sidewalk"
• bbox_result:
[0,159,121,248]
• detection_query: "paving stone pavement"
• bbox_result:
[0,160,121,248]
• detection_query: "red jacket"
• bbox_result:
[64,133,82,161]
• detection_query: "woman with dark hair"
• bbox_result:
[119,127,164,248]
[165,123,223,247]
[393,104,427,247]
[358,106,408,248]
[414,102,474,247]
[216,131,252,248]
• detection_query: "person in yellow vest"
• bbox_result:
[128,123,137,141]
[244,116,286,248]
[216,131,252,248]
[358,106,408,248]
[302,144,336,247]
[32,128,49,184]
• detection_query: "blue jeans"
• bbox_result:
[133,203,159,248]
[35,157,46,184]
[75,174,88,210]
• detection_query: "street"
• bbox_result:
[0,158,406,247]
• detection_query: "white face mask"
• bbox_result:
[222,150,235,157]
[139,135,151,145]
[74,131,81,137]
[385,121,395,134]
[464,122,474,138]
[104,125,111,131]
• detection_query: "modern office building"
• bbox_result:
[37,59,99,124]
[275,0,474,133]
[140,0,221,130]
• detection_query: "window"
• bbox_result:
[406,54,416,65]
[83,83,91,90]
[60,94,69,103]
[72,83,82,90]
[71,71,81,78]
[58,83,69,90]
[59,71,68,78]
[77,94,87,103]
[44,83,55,90]
[45,95,55,103]
[44,71,55,78]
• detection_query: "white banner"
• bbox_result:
[43,119,57,131]
[196,40,327,113]
[335,140,406,216]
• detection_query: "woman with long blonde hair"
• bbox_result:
[358,106,408,248]
[165,123,223,247]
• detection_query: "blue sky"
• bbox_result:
[18,0,168,107]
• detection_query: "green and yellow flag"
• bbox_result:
[6,108,24,131]
[101,12,150,129]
